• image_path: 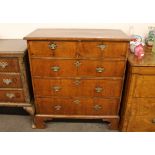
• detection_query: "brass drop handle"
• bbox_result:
[96,67,105,73]
[48,42,57,50]
[97,44,107,50]
[152,119,155,124]
[73,100,80,104]
[0,62,8,69]
[52,86,61,92]
[6,93,15,99]
[3,79,12,85]
[74,61,81,67]
[95,87,103,93]
[94,105,102,111]
[51,66,60,72]
[54,105,62,111]
[74,79,81,86]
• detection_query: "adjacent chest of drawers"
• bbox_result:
[120,53,155,131]
[0,39,34,117]
[25,29,130,129]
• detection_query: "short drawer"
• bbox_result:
[0,58,19,72]
[127,116,155,132]
[35,97,119,115]
[130,98,155,116]
[0,90,25,102]
[79,41,128,58]
[0,74,22,88]
[29,41,128,58]
[134,75,155,98]
[29,41,77,58]
[132,67,155,74]
[33,78,122,98]
[31,59,125,77]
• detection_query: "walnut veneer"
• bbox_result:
[24,29,130,129]
[0,40,34,125]
[120,53,155,131]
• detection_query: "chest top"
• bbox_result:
[0,39,27,57]
[24,29,130,41]
[128,53,155,67]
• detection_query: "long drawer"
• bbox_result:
[127,115,155,132]
[33,78,122,97]
[0,58,20,73]
[0,90,25,102]
[29,41,128,58]
[36,97,120,115]
[31,59,125,77]
[134,75,155,98]
[0,74,22,88]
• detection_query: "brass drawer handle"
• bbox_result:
[6,93,15,99]
[94,105,102,111]
[3,79,12,85]
[73,100,80,104]
[0,62,8,69]
[54,105,62,111]
[152,119,155,124]
[52,86,61,92]
[48,42,57,50]
[95,87,103,93]
[51,66,60,72]
[96,67,104,73]
[74,79,81,86]
[74,61,81,67]
[97,44,107,50]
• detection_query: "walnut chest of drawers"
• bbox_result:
[120,53,155,131]
[24,29,130,129]
[0,39,34,117]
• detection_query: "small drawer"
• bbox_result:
[127,116,155,132]
[0,58,19,72]
[130,98,155,116]
[33,78,122,98]
[0,90,25,102]
[35,97,119,115]
[31,59,125,77]
[134,75,155,98]
[29,41,77,58]
[132,66,155,74]
[79,41,128,58]
[0,74,22,88]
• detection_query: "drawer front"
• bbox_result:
[132,67,155,74]
[134,75,155,98]
[0,58,19,73]
[0,74,22,88]
[78,60,125,77]
[33,78,122,97]
[127,116,155,132]
[31,59,77,77]
[31,59,125,77]
[131,98,155,116]
[79,41,128,58]
[0,90,25,102]
[35,97,119,115]
[29,41,128,58]
[29,41,77,57]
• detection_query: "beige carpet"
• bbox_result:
[0,114,117,132]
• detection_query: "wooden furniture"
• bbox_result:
[0,39,34,119]
[120,53,155,131]
[24,29,130,129]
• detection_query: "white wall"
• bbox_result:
[0,23,155,39]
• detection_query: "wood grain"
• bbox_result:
[24,29,130,41]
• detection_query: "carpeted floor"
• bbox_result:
[0,114,117,132]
